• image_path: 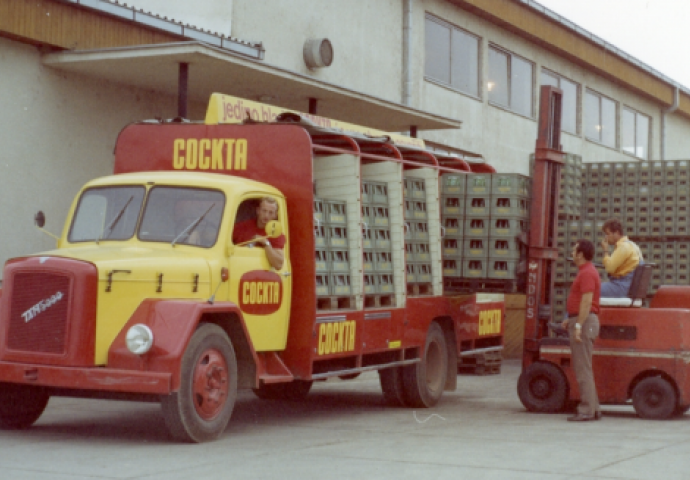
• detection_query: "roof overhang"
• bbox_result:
[42,41,462,132]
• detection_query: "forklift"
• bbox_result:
[517,86,690,419]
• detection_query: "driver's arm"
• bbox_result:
[260,238,284,270]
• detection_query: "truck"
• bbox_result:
[0,93,504,442]
[518,86,690,420]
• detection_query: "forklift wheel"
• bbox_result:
[517,362,568,413]
[632,377,677,420]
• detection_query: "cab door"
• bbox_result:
[228,195,292,351]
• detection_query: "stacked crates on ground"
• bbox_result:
[404,176,433,295]
[554,159,690,320]
[362,181,396,305]
[314,197,353,308]
[442,172,530,291]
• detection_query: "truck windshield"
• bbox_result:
[69,186,145,242]
[139,187,225,247]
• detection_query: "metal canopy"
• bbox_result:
[42,41,462,132]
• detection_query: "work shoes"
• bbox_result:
[594,411,602,420]
[567,414,596,422]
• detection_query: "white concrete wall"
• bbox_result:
[0,37,205,278]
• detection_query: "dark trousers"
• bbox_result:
[568,313,600,415]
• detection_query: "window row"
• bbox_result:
[424,13,651,159]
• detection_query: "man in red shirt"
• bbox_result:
[232,197,285,270]
[562,239,601,422]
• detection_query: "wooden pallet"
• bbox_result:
[364,294,395,308]
[316,296,355,311]
[458,350,502,376]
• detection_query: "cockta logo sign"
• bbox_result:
[172,138,248,171]
[238,271,283,315]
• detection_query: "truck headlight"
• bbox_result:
[125,324,154,355]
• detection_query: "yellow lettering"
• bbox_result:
[235,139,247,170]
[325,323,333,355]
[185,139,198,169]
[243,283,250,304]
[337,322,345,353]
[199,139,211,170]
[173,139,185,169]
[211,139,225,169]
[318,324,326,355]
[349,320,356,350]
[225,139,235,169]
[273,282,279,303]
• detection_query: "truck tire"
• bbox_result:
[0,383,49,429]
[161,324,237,442]
[252,380,313,401]
[675,404,690,416]
[517,362,568,413]
[632,377,677,420]
[401,322,448,408]
[378,367,408,407]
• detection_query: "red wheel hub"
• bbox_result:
[192,348,229,420]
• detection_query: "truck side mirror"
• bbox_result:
[34,211,46,228]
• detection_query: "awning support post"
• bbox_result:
[178,62,189,118]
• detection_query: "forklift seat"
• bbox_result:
[600,263,654,308]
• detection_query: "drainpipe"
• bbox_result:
[402,0,413,106]
[661,85,680,160]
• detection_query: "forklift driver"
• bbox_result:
[600,218,643,298]
[233,196,285,270]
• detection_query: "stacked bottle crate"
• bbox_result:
[362,181,395,300]
[314,197,352,300]
[404,176,433,291]
[461,173,492,279]
[554,159,690,320]
[441,173,466,279]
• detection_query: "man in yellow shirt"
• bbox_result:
[600,219,643,297]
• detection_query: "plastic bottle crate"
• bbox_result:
[363,274,377,294]
[363,251,375,272]
[490,238,521,259]
[371,183,389,204]
[488,259,517,279]
[466,196,491,216]
[407,241,431,262]
[314,224,328,248]
[372,205,391,227]
[361,205,373,227]
[651,161,665,180]
[404,177,426,199]
[442,216,463,237]
[373,228,391,250]
[375,251,393,272]
[361,182,374,203]
[467,174,491,195]
[326,200,347,225]
[408,263,432,283]
[329,250,350,272]
[491,173,531,196]
[443,238,462,257]
[600,162,612,181]
[464,237,489,258]
[613,162,626,180]
[463,258,487,278]
[491,195,529,217]
[314,199,324,222]
[331,274,352,296]
[465,217,490,237]
[406,263,416,283]
[625,162,639,182]
[315,249,329,273]
[490,217,528,238]
[663,160,678,181]
[315,274,330,296]
[443,259,461,276]
[406,221,429,241]
[678,161,690,180]
[639,161,651,181]
[442,196,464,216]
[378,274,395,293]
[328,226,348,248]
[410,200,428,220]
[442,173,467,195]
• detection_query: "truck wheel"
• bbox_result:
[161,324,237,442]
[675,404,690,416]
[0,383,49,429]
[401,322,448,408]
[252,380,313,401]
[379,367,408,406]
[632,377,677,420]
[517,362,568,413]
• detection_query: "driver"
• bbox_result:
[233,196,285,270]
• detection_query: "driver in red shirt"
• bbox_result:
[233,197,285,270]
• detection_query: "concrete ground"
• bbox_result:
[0,359,688,480]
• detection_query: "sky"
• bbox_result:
[536,0,690,89]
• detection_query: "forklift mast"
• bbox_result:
[523,86,565,365]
